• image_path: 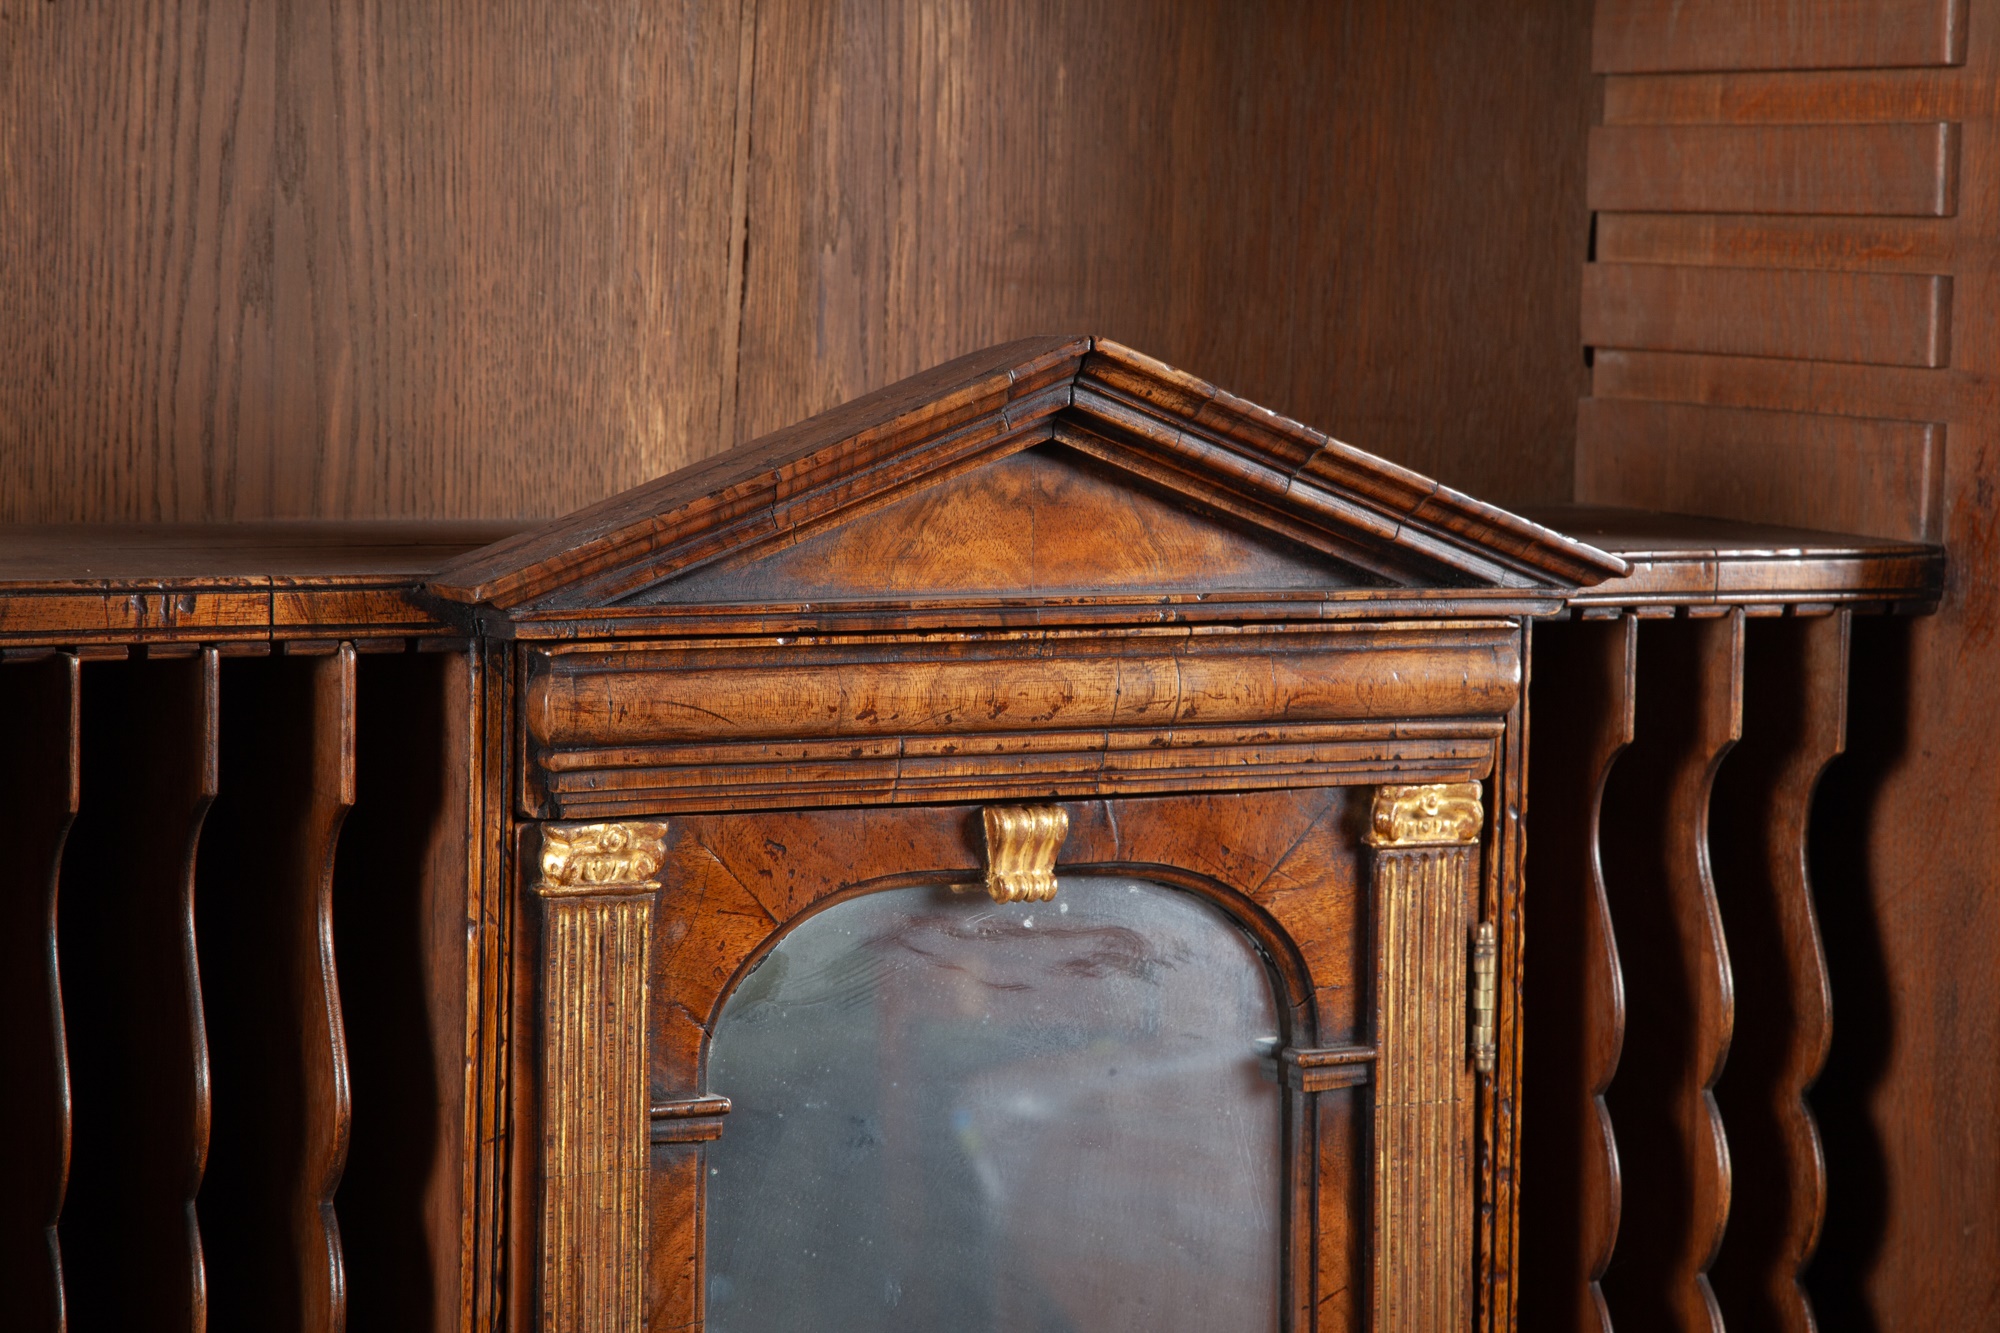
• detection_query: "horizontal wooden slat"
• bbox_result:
[1592,349,1967,424]
[1576,398,1943,541]
[1582,264,1951,367]
[1596,214,1955,274]
[1594,0,1964,73]
[1603,69,1964,126]
[1589,124,1957,216]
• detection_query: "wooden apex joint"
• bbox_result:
[979,804,1069,902]
[536,820,668,897]
[1367,782,1484,848]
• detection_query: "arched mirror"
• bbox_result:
[703,875,1286,1332]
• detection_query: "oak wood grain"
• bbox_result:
[57,651,219,1333]
[0,655,80,1331]
[0,0,1593,525]
[1521,616,1636,1333]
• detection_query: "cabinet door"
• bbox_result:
[526,787,1485,1332]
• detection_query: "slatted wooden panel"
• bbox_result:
[0,645,480,1332]
[1525,606,1875,1332]
[1579,0,1964,543]
[0,655,78,1329]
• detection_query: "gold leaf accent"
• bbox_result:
[1367,782,1484,847]
[980,805,1069,903]
[536,820,668,896]
[539,891,652,1329]
[1372,841,1477,1328]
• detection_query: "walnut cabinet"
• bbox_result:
[429,335,1630,1331]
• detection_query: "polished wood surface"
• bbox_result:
[0,522,522,649]
[1583,265,1951,370]
[0,0,1592,525]
[521,623,1516,818]
[1524,505,1945,612]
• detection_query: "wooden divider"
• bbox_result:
[0,655,80,1329]
[334,647,478,1333]
[195,647,356,1330]
[1596,613,1743,1332]
[1522,617,1636,1333]
[1707,613,1850,1331]
[58,650,220,1333]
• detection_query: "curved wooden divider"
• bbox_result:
[300,646,359,1331]
[1598,612,1742,1332]
[0,655,80,1329]
[196,646,357,1331]
[1709,611,1849,1331]
[1522,615,1636,1332]
[59,649,220,1333]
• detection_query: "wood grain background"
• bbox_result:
[0,0,1594,522]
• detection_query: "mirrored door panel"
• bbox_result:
[704,877,1283,1333]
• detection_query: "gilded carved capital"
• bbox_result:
[1367,782,1483,848]
[536,820,668,897]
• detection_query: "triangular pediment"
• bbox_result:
[429,335,1625,615]
[641,444,1386,605]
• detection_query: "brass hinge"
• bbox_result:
[1471,920,1497,1074]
